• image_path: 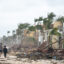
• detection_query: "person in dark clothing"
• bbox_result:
[3,46,8,58]
[0,43,2,57]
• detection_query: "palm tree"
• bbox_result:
[57,16,64,48]
[57,16,64,31]
[16,23,30,44]
[18,23,30,38]
[34,17,43,26]
[16,29,21,35]
[50,28,61,48]
[43,12,55,30]
[57,16,64,23]
[34,19,38,25]
[12,30,15,35]
[38,17,43,25]
[28,26,36,31]
[35,25,43,31]
[34,19,38,22]
[43,18,49,29]
[16,29,21,44]
[16,23,30,37]
[47,12,56,20]
[28,25,42,46]
[50,28,61,36]
[12,30,16,44]
[38,17,43,21]
[7,31,10,36]
[42,12,56,46]
[28,26,36,39]
[18,23,30,30]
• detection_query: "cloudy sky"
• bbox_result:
[0,0,64,37]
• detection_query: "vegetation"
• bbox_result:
[50,28,61,36]
[2,12,64,50]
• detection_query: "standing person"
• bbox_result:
[0,43,2,57]
[3,46,8,58]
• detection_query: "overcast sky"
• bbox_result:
[0,0,64,37]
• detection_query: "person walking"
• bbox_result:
[3,46,8,58]
[0,43,2,57]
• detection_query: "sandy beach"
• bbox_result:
[0,54,64,64]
